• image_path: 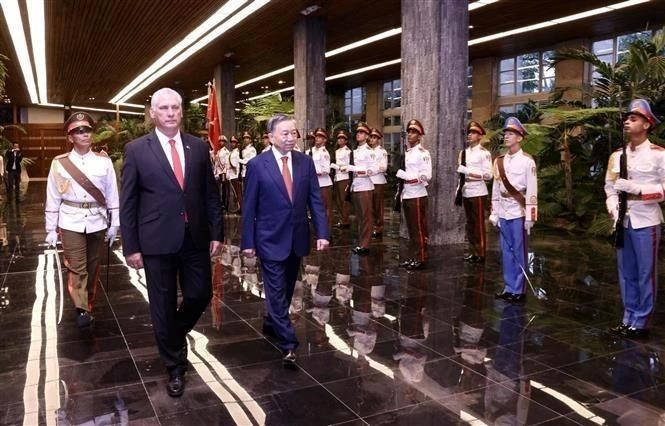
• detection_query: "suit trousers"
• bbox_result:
[60,228,105,312]
[260,251,301,351]
[320,185,333,230]
[617,220,659,329]
[352,190,374,249]
[143,227,212,372]
[219,179,229,211]
[498,217,527,295]
[334,180,351,225]
[6,170,19,197]
[463,196,487,257]
[372,183,385,233]
[403,196,429,262]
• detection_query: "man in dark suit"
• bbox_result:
[120,88,223,397]
[5,142,22,198]
[241,114,330,367]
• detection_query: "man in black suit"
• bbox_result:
[5,142,22,198]
[120,87,223,397]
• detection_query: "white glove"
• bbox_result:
[489,214,499,227]
[45,230,58,247]
[606,198,619,223]
[457,165,469,175]
[396,169,408,180]
[330,163,339,170]
[105,226,118,247]
[614,178,641,195]
[346,165,356,172]
[524,220,534,235]
[419,175,429,183]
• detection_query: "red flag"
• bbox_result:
[207,80,221,152]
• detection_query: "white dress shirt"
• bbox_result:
[155,128,185,176]
[272,146,293,178]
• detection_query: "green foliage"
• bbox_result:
[0,124,27,151]
[0,53,8,98]
[93,118,148,162]
[184,103,206,135]
[237,95,294,137]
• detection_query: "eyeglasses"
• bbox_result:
[69,127,92,135]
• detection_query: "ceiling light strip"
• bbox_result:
[0,0,39,103]
[469,0,650,45]
[468,0,500,11]
[40,103,145,116]
[26,0,46,103]
[116,0,271,104]
[118,102,146,109]
[246,85,294,101]
[235,64,295,89]
[110,0,250,104]
[325,58,401,81]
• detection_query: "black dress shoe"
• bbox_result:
[371,231,383,239]
[166,371,185,397]
[335,222,350,229]
[509,293,526,303]
[399,259,414,268]
[469,256,485,263]
[282,350,297,368]
[495,292,514,300]
[406,261,425,270]
[352,246,369,255]
[76,311,94,329]
[609,323,629,335]
[463,254,474,262]
[625,327,650,339]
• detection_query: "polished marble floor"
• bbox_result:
[0,181,664,425]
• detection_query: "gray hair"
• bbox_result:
[150,88,182,108]
[266,114,295,134]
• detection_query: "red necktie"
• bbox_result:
[169,139,184,189]
[281,156,292,201]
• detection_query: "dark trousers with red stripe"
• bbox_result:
[463,196,487,257]
[372,184,385,233]
[353,190,374,249]
[60,228,105,312]
[617,220,659,329]
[320,185,333,231]
[403,196,429,263]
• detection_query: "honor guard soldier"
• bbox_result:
[216,136,231,211]
[349,122,377,255]
[369,128,388,238]
[489,117,537,303]
[457,121,492,263]
[261,132,271,153]
[331,130,352,228]
[307,128,333,230]
[228,136,241,211]
[396,119,432,270]
[44,112,120,329]
[606,99,664,339]
[238,130,257,179]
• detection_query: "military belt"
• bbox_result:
[62,200,103,209]
[500,190,525,198]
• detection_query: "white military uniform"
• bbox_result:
[369,146,388,186]
[239,145,257,178]
[45,151,120,233]
[605,140,665,228]
[307,146,332,188]
[333,146,351,182]
[349,143,377,192]
[397,144,432,199]
[490,149,538,221]
[460,144,492,197]
[261,144,271,153]
[216,146,230,179]
[228,147,240,180]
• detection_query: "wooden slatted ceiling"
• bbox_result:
[0,0,662,108]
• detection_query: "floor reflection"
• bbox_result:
[0,182,664,424]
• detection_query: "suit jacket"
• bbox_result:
[5,149,22,173]
[120,131,223,256]
[241,150,329,261]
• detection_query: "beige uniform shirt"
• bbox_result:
[228,148,240,180]
[306,146,333,188]
[605,140,665,229]
[350,143,377,192]
[398,144,432,200]
[334,146,351,182]
[370,146,388,185]
[216,147,230,177]
[491,149,538,221]
[45,150,120,233]
[239,145,257,177]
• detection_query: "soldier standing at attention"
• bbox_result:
[44,112,120,329]
[349,123,377,255]
[308,128,333,231]
[216,135,231,212]
[331,130,352,229]
[239,130,257,179]
[261,132,271,153]
[489,117,537,303]
[606,99,664,339]
[228,136,241,212]
[395,119,431,271]
[369,128,388,239]
[457,121,492,263]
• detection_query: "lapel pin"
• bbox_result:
[186,145,191,150]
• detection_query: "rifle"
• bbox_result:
[393,127,406,212]
[345,137,355,203]
[455,148,466,206]
[613,142,628,248]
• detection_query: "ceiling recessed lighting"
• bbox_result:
[88,97,96,101]
[300,5,320,15]
[469,25,474,29]
[277,80,285,85]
